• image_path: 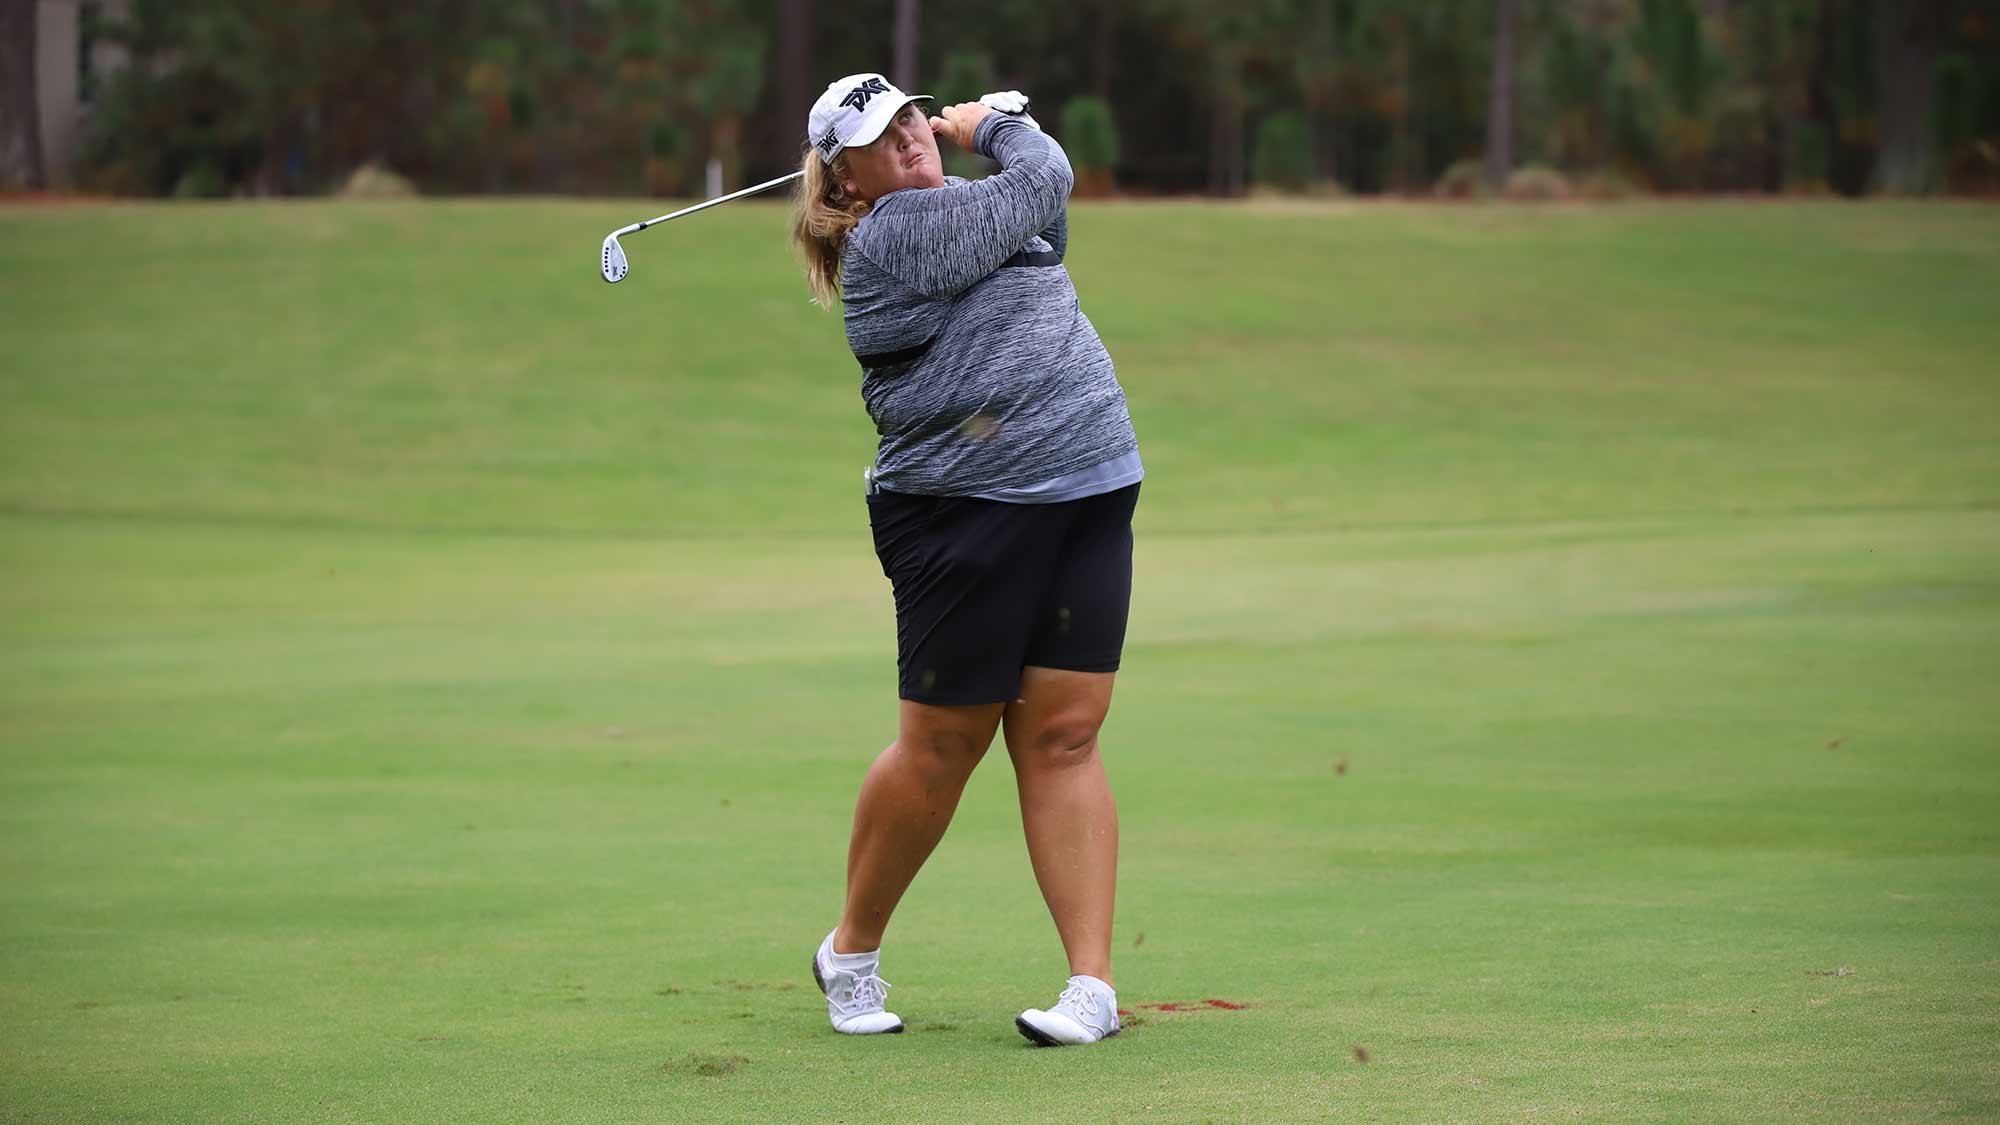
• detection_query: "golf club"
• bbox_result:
[600,171,805,283]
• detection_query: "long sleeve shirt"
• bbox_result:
[841,114,1140,497]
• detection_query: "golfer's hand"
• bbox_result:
[978,90,1041,131]
[928,102,995,150]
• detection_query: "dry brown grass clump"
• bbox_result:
[337,161,418,198]
[1503,164,1573,201]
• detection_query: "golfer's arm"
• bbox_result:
[1005,111,1067,256]
[859,116,1073,300]
[1025,115,1068,257]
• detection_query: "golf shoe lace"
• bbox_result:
[1056,983,1100,1020]
[839,972,891,1014]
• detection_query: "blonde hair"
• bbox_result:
[790,148,869,310]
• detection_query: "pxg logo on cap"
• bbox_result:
[841,77,891,111]
[807,73,932,164]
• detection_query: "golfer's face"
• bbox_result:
[845,103,945,201]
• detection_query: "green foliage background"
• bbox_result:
[65,0,2000,199]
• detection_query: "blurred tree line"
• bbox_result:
[63,0,2000,198]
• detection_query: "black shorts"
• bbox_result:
[867,483,1140,706]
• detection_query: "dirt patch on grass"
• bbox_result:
[669,1053,749,1077]
[1137,999,1249,1012]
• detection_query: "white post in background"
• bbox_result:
[893,0,919,90]
[32,0,79,188]
[705,158,723,199]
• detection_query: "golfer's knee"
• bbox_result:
[897,727,988,782]
[1013,720,1101,771]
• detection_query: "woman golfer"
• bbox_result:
[791,73,1142,1047]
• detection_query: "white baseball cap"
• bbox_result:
[807,73,933,164]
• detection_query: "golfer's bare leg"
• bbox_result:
[1004,666,1119,985]
[835,699,1005,954]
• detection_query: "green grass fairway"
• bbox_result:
[3,199,1998,1121]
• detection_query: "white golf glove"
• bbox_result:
[978,90,1040,132]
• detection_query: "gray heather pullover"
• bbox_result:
[842,114,1139,496]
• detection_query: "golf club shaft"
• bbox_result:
[615,171,806,238]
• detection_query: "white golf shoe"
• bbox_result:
[811,930,904,1035]
[1016,975,1120,1046]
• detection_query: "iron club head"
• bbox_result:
[600,232,629,283]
